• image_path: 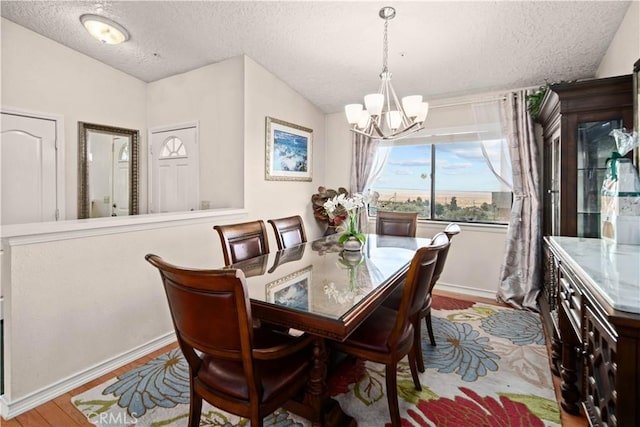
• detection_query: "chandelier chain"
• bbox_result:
[382,19,389,73]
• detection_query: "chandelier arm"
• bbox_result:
[387,80,412,126]
[350,127,376,138]
[372,120,386,137]
[367,114,383,137]
[350,121,423,140]
[386,122,424,139]
[384,78,393,117]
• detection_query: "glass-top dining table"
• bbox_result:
[229,233,431,426]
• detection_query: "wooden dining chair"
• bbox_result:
[214,220,270,266]
[383,223,461,372]
[267,215,307,250]
[376,211,418,237]
[145,254,314,427]
[329,235,449,427]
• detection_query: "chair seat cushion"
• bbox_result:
[197,329,310,403]
[338,305,413,354]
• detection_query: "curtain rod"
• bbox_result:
[430,85,538,109]
[430,96,507,109]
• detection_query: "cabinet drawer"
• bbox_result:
[583,305,618,426]
[559,265,582,337]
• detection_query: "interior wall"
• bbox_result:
[0,218,236,402]
[596,1,639,78]
[324,113,352,191]
[243,56,327,240]
[0,54,329,412]
[146,57,244,209]
[0,18,147,219]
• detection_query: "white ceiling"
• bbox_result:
[0,1,632,114]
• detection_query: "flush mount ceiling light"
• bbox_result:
[345,6,429,140]
[80,14,129,45]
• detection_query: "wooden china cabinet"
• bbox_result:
[538,75,634,239]
[537,75,638,426]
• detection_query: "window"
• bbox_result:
[368,100,513,224]
[117,139,129,162]
[160,136,187,158]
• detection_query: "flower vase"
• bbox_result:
[342,236,363,252]
[341,250,363,265]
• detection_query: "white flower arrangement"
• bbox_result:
[323,192,371,244]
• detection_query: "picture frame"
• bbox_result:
[265,117,312,181]
[265,265,312,311]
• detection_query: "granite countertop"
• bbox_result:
[549,236,640,314]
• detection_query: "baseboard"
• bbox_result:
[0,332,176,420]
[436,281,498,301]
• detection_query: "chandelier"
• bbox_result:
[345,6,429,141]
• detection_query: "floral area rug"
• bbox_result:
[72,296,561,426]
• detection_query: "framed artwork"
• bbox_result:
[265,117,312,181]
[266,266,312,311]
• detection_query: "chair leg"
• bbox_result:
[413,317,425,373]
[425,311,436,346]
[188,389,203,427]
[385,364,402,427]
[407,347,422,391]
[250,414,264,427]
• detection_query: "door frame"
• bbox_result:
[147,121,200,213]
[1,106,66,221]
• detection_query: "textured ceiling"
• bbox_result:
[0,1,632,113]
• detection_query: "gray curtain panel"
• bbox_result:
[350,133,380,229]
[497,91,542,311]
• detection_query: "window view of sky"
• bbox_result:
[373,141,511,192]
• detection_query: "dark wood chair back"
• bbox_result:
[425,223,460,287]
[381,230,453,376]
[214,220,270,266]
[376,211,418,237]
[145,254,312,427]
[329,236,448,426]
[268,215,307,250]
[147,255,251,361]
[396,233,449,340]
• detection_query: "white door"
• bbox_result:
[150,126,199,213]
[112,136,130,216]
[1,112,58,225]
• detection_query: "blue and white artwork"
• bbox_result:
[273,278,309,311]
[273,129,308,172]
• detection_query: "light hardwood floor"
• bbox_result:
[1,290,586,426]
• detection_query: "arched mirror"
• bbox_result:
[78,122,139,219]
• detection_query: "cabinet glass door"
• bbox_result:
[550,137,561,235]
[576,119,623,238]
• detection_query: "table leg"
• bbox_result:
[285,337,355,427]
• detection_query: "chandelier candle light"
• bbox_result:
[345,6,429,141]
